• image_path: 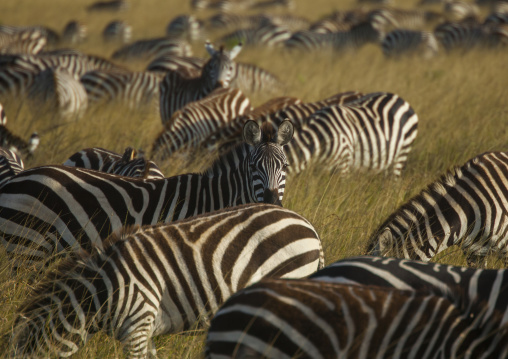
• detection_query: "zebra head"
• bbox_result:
[243,119,294,206]
[368,227,395,257]
[204,41,242,89]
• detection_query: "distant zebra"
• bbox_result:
[206,13,267,30]
[102,20,132,43]
[87,0,128,12]
[63,147,165,179]
[111,37,192,62]
[368,151,508,265]
[311,255,508,326]
[0,103,39,157]
[0,25,60,45]
[152,87,251,159]
[205,277,508,359]
[11,203,323,358]
[0,148,24,187]
[0,120,294,264]
[283,92,418,175]
[61,21,87,45]
[80,69,163,109]
[166,14,202,41]
[382,29,439,58]
[146,55,205,75]
[444,0,480,22]
[27,66,88,119]
[434,22,491,51]
[0,29,47,55]
[219,24,291,48]
[159,41,242,123]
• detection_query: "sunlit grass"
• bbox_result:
[1,0,508,357]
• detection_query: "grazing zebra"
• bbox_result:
[80,69,163,109]
[152,87,251,159]
[0,29,47,55]
[0,148,24,187]
[111,37,192,62]
[0,120,294,264]
[206,13,267,30]
[284,92,418,175]
[205,278,508,359]
[382,29,439,58]
[27,66,88,119]
[61,21,87,44]
[166,14,202,41]
[0,103,39,157]
[311,255,508,326]
[444,0,480,22]
[218,24,291,48]
[63,147,165,179]
[10,203,323,358]
[159,41,242,123]
[102,20,132,43]
[434,22,491,51]
[87,0,128,12]
[368,151,508,265]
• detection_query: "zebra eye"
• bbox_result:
[283,163,289,169]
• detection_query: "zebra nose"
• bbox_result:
[263,189,281,206]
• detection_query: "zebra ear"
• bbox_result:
[243,120,261,146]
[205,40,216,56]
[277,119,294,146]
[229,42,242,60]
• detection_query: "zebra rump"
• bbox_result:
[11,203,324,358]
[205,278,508,358]
[367,151,508,264]
[63,147,164,179]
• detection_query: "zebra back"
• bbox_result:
[63,146,164,179]
[0,147,24,187]
[205,278,508,359]
[0,29,47,55]
[382,29,439,58]
[11,203,323,358]
[146,55,205,75]
[367,151,508,263]
[111,37,192,62]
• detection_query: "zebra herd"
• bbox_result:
[1,0,508,357]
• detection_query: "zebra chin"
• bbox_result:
[258,188,282,206]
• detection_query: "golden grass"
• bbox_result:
[1,0,508,357]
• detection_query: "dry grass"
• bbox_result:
[1,0,508,357]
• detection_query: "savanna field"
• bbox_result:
[0,0,508,357]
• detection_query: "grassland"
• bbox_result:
[1,0,508,357]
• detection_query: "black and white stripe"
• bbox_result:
[434,22,490,51]
[219,24,292,48]
[166,14,202,41]
[0,148,24,187]
[159,41,242,123]
[285,92,419,175]
[0,29,47,55]
[367,151,508,264]
[61,21,87,45]
[0,120,293,264]
[87,0,128,12]
[205,277,508,358]
[382,29,439,58]
[0,102,39,157]
[102,20,132,43]
[111,37,192,62]
[11,203,324,358]
[63,147,164,179]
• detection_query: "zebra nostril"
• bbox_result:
[263,189,281,206]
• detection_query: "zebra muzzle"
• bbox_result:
[263,188,281,206]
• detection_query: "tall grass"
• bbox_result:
[1,0,507,357]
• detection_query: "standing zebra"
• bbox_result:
[285,92,419,176]
[63,147,165,179]
[27,66,88,119]
[0,120,294,265]
[0,148,24,187]
[11,203,324,358]
[205,277,508,358]
[152,87,251,160]
[80,69,163,109]
[159,41,242,123]
[367,151,508,265]
[381,29,439,58]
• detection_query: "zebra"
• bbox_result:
[87,0,128,12]
[382,29,439,58]
[206,13,267,30]
[102,20,132,43]
[0,148,24,187]
[146,55,205,76]
[0,103,39,157]
[10,203,323,358]
[111,37,192,62]
[0,25,60,45]
[159,41,242,124]
[27,66,88,119]
[434,22,492,51]
[80,69,163,109]
[218,23,291,48]
[166,14,202,41]
[367,151,508,265]
[0,29,47,55]
[0,120,294,265]
[444,0,481,22]
[63,147,165,179]
[61,20,88,45]
[205,277,508,359]
[282,92,418,176]
[152,87,252,159]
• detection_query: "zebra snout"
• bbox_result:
[263,188,281,206]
